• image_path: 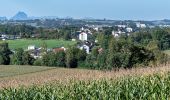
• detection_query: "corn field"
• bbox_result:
[0,72,169,100]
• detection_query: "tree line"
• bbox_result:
[0,25,80,40]
[0,28,169,70]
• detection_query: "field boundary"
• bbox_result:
[0,67,56,79]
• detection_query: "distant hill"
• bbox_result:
[11,11,28,20]
[151,19,170,25]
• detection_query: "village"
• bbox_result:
[0,22,148,59]
[2,20,169,63]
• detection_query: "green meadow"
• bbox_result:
[3,39,76,49]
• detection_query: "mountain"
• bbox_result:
[11,11,28,20]
[0,17,7,20]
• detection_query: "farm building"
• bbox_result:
[79,32,88,41]
[28,45,36,50]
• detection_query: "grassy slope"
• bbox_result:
[0,65,54,78]
[5,39,76,49]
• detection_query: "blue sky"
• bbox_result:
[0,0,170,20]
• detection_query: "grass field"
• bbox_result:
[0,65,169,99]
[4,39,77,49]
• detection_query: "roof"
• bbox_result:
[53,48,65,53]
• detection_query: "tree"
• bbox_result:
[129,45,154,67]
[85,47,99,69]
[106,39,131,69]
[41,41,47,53]
[41,51,66,67]
[12,48,35,65]
[147,41,168,66]
[63,31,71,40]
[11,48,24,65]
[54,51,66,67]
[66,47,79,68]
[33,59,42,66]
[146,40,159,51]
[91,47,99,57]
[97,50,107,69]
[42,53,50,66]
[0,42,12,65]
[97,34,111,49]
[22,51,35,65]
[160,33,170,50]
[151,29,166,41]
[77,49,87,61]
[104,38,155,69]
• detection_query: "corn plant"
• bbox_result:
[0,72,169,100]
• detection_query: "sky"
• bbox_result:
[0,0,170,20]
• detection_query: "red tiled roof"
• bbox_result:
[53,48,65,53]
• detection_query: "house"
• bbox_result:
[0,34,9,40]
[81,27,84,31]
[112,30,125,37]
[28,45,36,50]
[53,47,66,53]
[112,31,119,37]
[30,49,42,59]
[80,45,90,54]
[79,32,88,41]
[136,23,146,28]
[116,25,126,28]
[1,34,8,38]
[93,27,99,31]
[126,27,133,33]
[140,24,146,28]
[27,47,43,59]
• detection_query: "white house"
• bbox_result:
[140,24,146,28]
[116,25,126,28]
[28,45,36,50]
[93,27,99,31]
[79,32,88,41]
[81,27,84,31]
[1,34,8,40]
[112,30,127,37]
[112,31,119,37]
[1,34,7,38]
[80,45,90,54]
[136,23,146,28]
[126,27,133,33]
